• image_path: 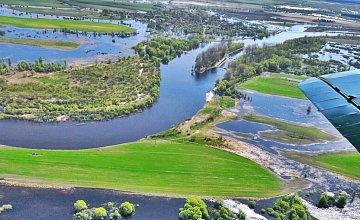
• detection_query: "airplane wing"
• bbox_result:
[299,70,360,152]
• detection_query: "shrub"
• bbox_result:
[74,200,88,213]
[248,200,256,209]
[317,193,329,208]
[179,197,209,220]
[120,202,135,217]
[238,210,246,220]
[94,207,107,220]
[214,206,234,220]
[336,194,347,208]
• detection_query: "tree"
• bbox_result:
[317,193,329,208]
[336,194,347,208]
[179,197,209,220]
[238,210,246,220]
[248,200,256,209]
[94,207,107,220]
[74,200,88,213]
[119,201,135,217]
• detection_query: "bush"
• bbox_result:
[238,210,246,220]
[179,197,209,220]
[94,207,107,220]
[336,194,347,208]
[119,201,135,217]
[214,206,234,220]
[248,200,256,209]
[74,200,88,213]
[317,193,329,208]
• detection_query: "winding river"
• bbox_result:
[0,17,341,149]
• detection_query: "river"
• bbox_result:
[0,20,338,149]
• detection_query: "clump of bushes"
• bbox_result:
[73,200,136,220]
[317,192,348,209]
[212,200,234,220]
[266,193,311,220]
[179,197,210,220]
[17,58,65,73]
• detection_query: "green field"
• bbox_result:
[0,0,65,7]
[238,73,308,99]
[0,16,135,33]
[66,0,154,11]
[285,151,360,180]
[0,141,282,197]
[0,37,81,50]
[244,115,337,145]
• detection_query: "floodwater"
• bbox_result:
[0,18,339,149]
[216,90,355,153]
[0,184,184,220]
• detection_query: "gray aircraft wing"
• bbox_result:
[299,70,360,152]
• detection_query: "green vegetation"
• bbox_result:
[248,200,257,209]
[139,8,272,38]
[35,72,68,85]
[317,192,348,209]
[0,16,135,33]
[134,36,204,65]
[216,37,347,98]
[74,200,88,213]
[65,0,154,11]
[0,0,65,7]
[195,41,244,74]
[213,200,235,220]
[179,197,210,220]
[238,73,308,99]
[74,200,133,220]
[0,56,160,121]
[0,37,81,50]
[244,114,337,145]
[266,193,311,220]
[0,140,282,197]
[285,151,360,180]
[94,207,107,219]
[119,202,135,217]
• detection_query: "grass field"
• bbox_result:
[238,73,308,99]
[244,114,337,145]
[0,37,81,50]
[285,151,360,180]
[66,0,154,11]
[0,16,135,33]
[0,141,282,197]
[0,0,65,7]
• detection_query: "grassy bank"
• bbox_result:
[244,115,337,145]
[66,0,154,11]
[0,16,135,33]
[0,141,282,197]
[238,73,308,99]
[285,151,360,180]
[0,37,81,50]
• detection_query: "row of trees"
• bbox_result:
[17,58,65,73]
[0,58,65,75]
[134,35,204,65]
[216,36,345,97]
[194,41,244,74]
[74,200,135,220]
